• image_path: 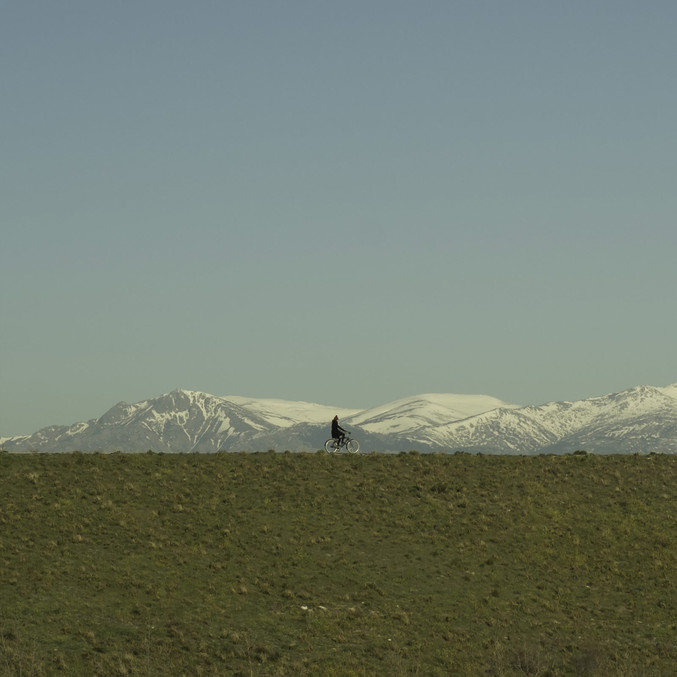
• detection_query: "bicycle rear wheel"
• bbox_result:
[324,438,339,453]
[346,438,360,454]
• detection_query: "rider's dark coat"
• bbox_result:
[331,419,346,439]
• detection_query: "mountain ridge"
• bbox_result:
[2,384,676,454]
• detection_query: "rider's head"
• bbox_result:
[333,415,339,421]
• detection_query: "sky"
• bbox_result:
[2,1,676,436]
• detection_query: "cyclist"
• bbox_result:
[331,415,347,444]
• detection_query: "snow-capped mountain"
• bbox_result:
[0,390,361,454]
[405,385,677,454]
[2,384,676,454]
[347,393,518,435]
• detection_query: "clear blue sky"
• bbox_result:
[2,1,676,436]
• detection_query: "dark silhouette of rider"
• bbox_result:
[331,415,347,443]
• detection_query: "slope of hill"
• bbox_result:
[2,452,676,675]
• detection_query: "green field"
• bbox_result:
[1,451,675,676]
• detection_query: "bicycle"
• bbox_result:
[324,434,360,454]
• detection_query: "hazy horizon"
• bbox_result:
[2,2,675,436]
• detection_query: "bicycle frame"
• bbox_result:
[324,435,360,454]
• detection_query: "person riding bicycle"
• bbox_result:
[331,415,347,444]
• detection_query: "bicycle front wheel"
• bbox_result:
[346,438,360,454]
[324,439,339,453]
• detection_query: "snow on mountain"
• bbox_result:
[2,384,676,454]
[2,390,268,453]
[657,383,677,401]
[520,385,677,444]
[0,390,364,453]
[411,406,558,454]
[498,385,673,441]
[344,393,519,434]
[224,396,360,427]
[412,384,677,454]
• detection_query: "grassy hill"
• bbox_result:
[1,451,675,676]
